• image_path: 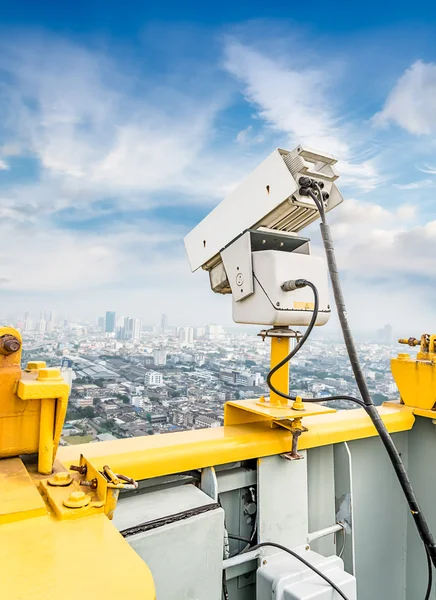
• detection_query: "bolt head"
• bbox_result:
[48,471,72,487]
[63,489,91,508]
[71,491,85,501]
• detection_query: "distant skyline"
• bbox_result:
[1,3,436,331]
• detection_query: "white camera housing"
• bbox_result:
[184,145,342,328]
[184,145,342,272]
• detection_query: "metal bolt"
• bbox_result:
[305,545,310,551]
[0,335,21,355]
[81,478,98,489]
[70,464,87,475]
[262,559,267,565]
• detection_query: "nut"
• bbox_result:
[0,335,21,355]
[63,490,91,509]
[48,471,72,487]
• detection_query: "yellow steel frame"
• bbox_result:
[57,404,414,481]
[0,327,425,600]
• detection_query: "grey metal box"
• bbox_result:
[114,484,224,600]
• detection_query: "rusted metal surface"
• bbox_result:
[70,464,87,475]
[0,335,21,355]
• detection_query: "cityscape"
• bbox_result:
[7,310,405,447]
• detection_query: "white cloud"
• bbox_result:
[417,165,436,175]
[374,61,436,135]
[0,159,9,170]
[224,41,381,191]
[0,36,252,212]
[394,179,433,190]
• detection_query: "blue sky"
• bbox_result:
[1,1,436,330]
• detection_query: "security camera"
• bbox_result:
[184,146,343,327]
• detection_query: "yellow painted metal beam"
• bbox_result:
[0,458,47,524]
[0,513,155,599]
[57,405,415,481]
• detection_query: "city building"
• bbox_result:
[160,314,167,334]
[105,311,116,333]
[194,415,220,428]
[377,324,393,344]
[132,318,142,340]
[205,324,224,340]
[76,396,94,407]
[145,371,163,386]
[131,396,144,409]
[178,327,194,346]
[98,317,105,330]
[153,349,167,367]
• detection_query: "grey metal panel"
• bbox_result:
[343,433,408,600]
[307,446,336,556]
[114,485,224,600]
[258,454,308,550]
[334,443,355,576]
[217,467,257,493]
[113,483,215,531]
[405,417,436,600]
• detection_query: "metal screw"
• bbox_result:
[276,302,280,307]
[262,559,267,565]
[81,478,98,489]
[305,545,310,551]
[70,464,87,475]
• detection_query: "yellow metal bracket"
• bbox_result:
[0,327,70,475]
[40,454,138,520]
[392,333,436,413]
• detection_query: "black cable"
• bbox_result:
[308,185,436,574]
[228,533,251,543]
[263,182,434,597]
[222,571,230,600]
[426,549,433,600]
[266,279,319,398]
[246,542,350,600]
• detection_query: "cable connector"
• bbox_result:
[281,279,307,292]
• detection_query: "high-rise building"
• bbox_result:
[97,317,105,330]
[153,349,167,367]
[194,327,205,339]
[205,324,224,340]
[38,319,46,334]
[132,318,142,340]
[105,311,116,333]
[178,327,194,346]
[377,324,393,344]
[160,314,168,334]
[45,311,53,323]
